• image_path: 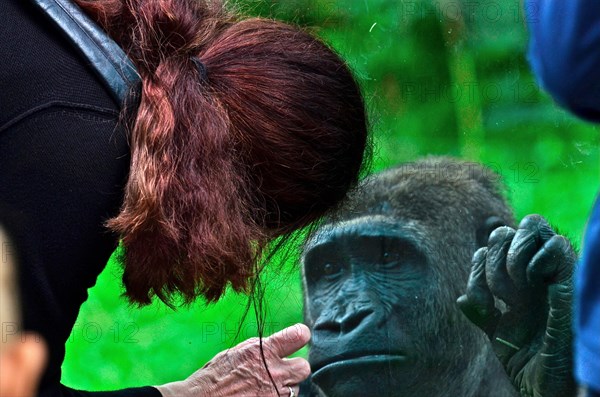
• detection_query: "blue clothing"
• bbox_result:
[527,0,600,122]
[527,0,600,391]
[579,200,600,391]
[588,388,600,397]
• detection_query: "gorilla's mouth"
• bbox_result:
[312,352,407,376]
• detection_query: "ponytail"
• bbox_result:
[75,0,370,306]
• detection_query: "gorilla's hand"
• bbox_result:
[457,215,577,397]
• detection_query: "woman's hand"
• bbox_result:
[156,324,311,397]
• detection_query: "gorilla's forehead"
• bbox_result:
[304,215,428,253]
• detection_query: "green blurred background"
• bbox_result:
[62,0,599,389]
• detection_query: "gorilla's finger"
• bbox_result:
[526,235,575,354]
[526,236,575,388]
[457,247,501,337]
[486,226,519,306]
[507,216,557,297]
[526,235,575,287]
[506,226,539,290]
[517,214,556,244]
[542,281,574,359]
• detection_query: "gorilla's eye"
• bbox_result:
[322,262,341,277]
[376,251,401,270]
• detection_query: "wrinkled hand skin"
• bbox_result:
[156,324,311,397]
[457,215,577,397]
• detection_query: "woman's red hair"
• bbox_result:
[74,0,370,306]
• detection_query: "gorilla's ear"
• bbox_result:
[476,216,507,247]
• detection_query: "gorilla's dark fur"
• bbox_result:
[300,157,576,397]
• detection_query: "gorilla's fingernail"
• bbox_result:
[489,226,513,244]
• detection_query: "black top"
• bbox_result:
[0,0,160,396]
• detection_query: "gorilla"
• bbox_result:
[300,157,576,397]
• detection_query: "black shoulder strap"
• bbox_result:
[30,0,140,105]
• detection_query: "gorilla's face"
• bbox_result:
[302,215,482,397]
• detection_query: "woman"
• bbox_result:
[0,0,369,395]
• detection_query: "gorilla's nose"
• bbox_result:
[314,308,375,335]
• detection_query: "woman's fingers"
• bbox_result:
[270,363,304,397]
[264,324,311,358]
[277,384,300,397]
[164,326,313,397]
[256,326,311,396]
[281,357,311,386]
[262,326,312,394]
